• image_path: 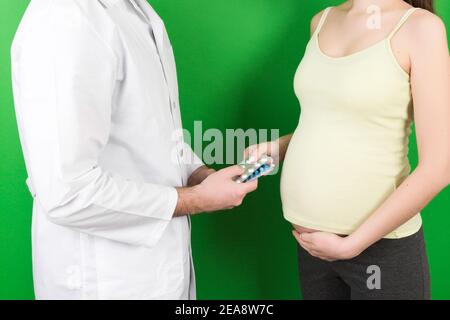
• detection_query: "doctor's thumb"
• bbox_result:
[221,165,245,178]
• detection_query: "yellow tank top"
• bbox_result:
[280,7,422,239]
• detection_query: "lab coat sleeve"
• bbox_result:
[183,143,205,178]
[12,1,177,248]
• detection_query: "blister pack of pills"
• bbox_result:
[235,155,275,183]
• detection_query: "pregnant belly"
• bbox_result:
[280,130,402,235]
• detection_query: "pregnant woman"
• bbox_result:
[246,0,449,299]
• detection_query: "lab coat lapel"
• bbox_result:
[134,0,179,103]
[134,0,166,54]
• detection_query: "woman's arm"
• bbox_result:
[296,12,450,261]
[277,134,294,162]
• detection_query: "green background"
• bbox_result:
[0,0,449,300]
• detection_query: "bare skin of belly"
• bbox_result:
[293,224,347,237]
[292,224,319,234]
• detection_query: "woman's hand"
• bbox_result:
[244,140,280,165]
[243,134,293,165]
[293,230,363,262]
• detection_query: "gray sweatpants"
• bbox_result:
[297,228,430,300]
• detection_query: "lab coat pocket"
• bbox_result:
[94,233,185,300]
[145,116,162,138]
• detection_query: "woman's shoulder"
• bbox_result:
[399,8,447,52]
[310,7,332,35]
[310,9,326,29]
[310,3,349,35]
[405,8,447,38]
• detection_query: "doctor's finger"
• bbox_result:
[240,178,258,194]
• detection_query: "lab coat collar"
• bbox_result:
[133,0,166,51]
[98,0,122,7]
[98,0,166,51]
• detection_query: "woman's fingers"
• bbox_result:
[301,244,330,261]
[295,233,329,260]
[292,230,303,243]
[243,146,255,162]
[293,230,336,261]
[294,232,315,253]
[300,244,327,260]
[298,241,314,255]
[293,230,315,247]
[299,232,314,243]
[243,144,271,163]
[243,145,261,163]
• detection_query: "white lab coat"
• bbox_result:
[11,0,203,300]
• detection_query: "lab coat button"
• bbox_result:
[65,265,82,290]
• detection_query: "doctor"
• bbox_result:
[11,0,257,300]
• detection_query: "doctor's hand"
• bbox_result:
[175,165,258,216]
[293,231,362,262]
[187,165,216,187]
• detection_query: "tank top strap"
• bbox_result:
[387,8,420,40]
[314,7,333,36]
